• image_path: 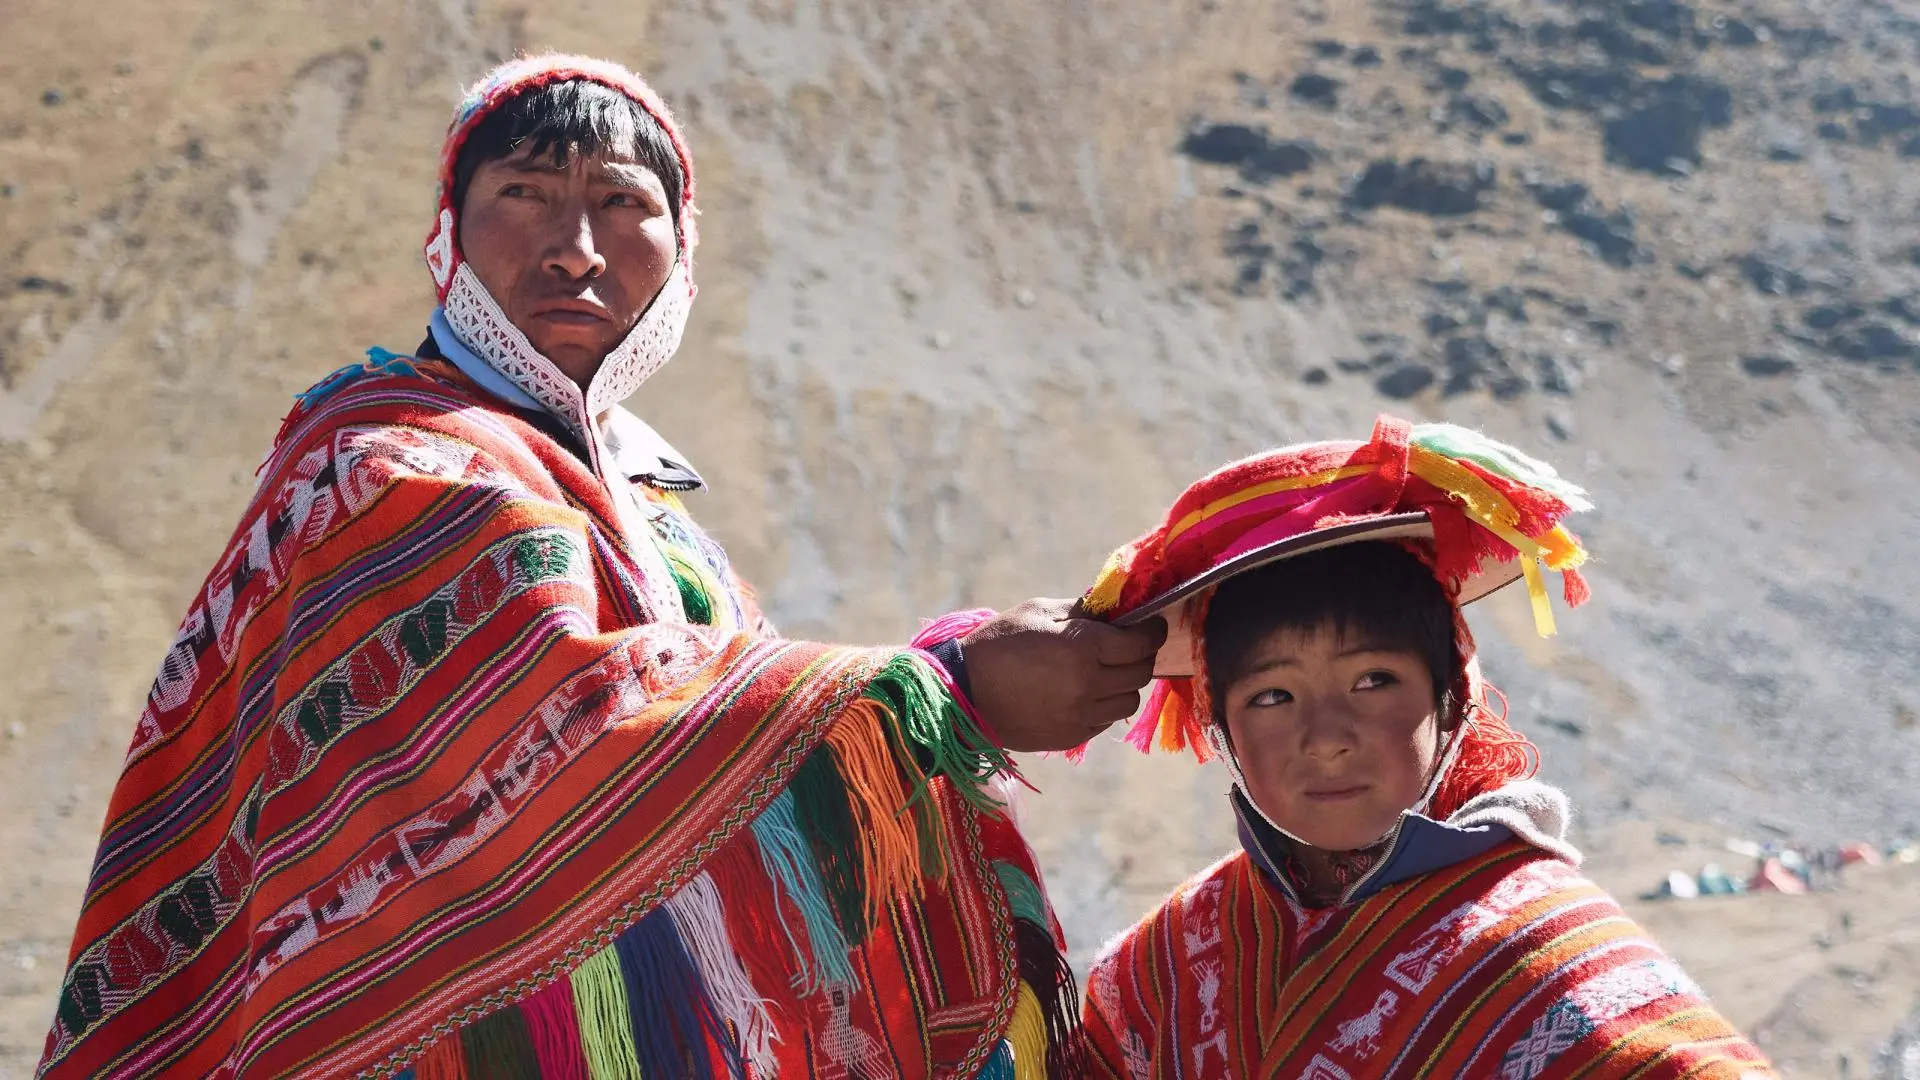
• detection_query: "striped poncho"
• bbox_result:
[1080,834,1775,1078]
[40,355,1076,1079]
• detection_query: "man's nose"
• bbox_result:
[543,210,606,281]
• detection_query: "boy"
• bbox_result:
[1074,416,1773,1078]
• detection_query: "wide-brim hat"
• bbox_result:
[1078,415,1593,756]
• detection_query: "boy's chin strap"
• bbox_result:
[1206,713,1472,852]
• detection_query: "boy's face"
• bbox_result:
[1219,623,1448,852]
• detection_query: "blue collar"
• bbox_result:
[425,310,704,491]
[1234,790,1518,906]
[429,308,543,412]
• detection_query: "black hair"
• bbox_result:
[1203,541,1458,719]
[451,79,686,223]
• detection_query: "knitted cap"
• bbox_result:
[1081,414,1592,759]
[422,54,699,301]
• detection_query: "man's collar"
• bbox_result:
[428,309,704,492]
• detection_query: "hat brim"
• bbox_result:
[1112,511,1523,677]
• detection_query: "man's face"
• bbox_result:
[457,143,678,386]
[1219,623,1448,852]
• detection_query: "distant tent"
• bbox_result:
[1659,870,1700,899]
[1749,858,1808,894]
[1839,842,1883,867]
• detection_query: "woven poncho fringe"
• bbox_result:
[39,354,1077,1079]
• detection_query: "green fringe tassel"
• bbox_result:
[993,861,1050,930]
[788,751,872,944]
[572,945,644,1080]
[862,652,1014,813]
[458,1004,540,1080]
[663,546,717,626]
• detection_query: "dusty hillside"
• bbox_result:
[2,0,1917,1073]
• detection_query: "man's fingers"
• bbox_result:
[1080,617,1168,665]
[1091,689,1144,725]
[1088,657,1157,698]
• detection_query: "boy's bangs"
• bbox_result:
[1203,541,1457,711]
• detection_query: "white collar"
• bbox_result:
[438,256,694,477]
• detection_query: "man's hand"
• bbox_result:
[959,599,1169,753]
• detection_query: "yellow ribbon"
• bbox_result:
[1407,447,1570,637]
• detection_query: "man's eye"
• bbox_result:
[499,183,535,198]
[1248,688,1293,707]
[604,191,643,208]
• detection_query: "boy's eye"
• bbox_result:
[498,183,536,198]
[604,191,642,208]
[1354,670,1399,691]
[1248,688,1293,708]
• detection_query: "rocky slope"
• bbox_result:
[2,0,1917,1072]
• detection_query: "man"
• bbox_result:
[40,55,1162,1079]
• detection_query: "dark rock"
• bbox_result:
[1514,64,1636,112]
[1715,15,1760,46]
[1443,335,1523,396]
[41,88,63,106]
[1376,364,1437,399]
[1561,205,1642,267]
[1437,66,1472,91]
[1741,354,1797,376]
[1529,179,1591,212]
[1900,134,1920,159]
[1909,244,1920,268]
[1854,103,1920,146]
[1503,131,1531,145]
[1312,39,1347,57]
[1485,286,1528,322]
[1249,140,1317,180]
[1451,93,1509,128]
[1817,121,1849,142]
[1574,14,1672,65]
[1604,79,1734,174]
[1350,45,1383,67]
[1619,0,1698,41]
[1180,124,1318,182]
[1291,73,1341,107]
[1301,366,1332,385]
[1829,322,1916,362]
[1533,351,1584,394]
[1424,308,1471,336]
[1881,295,1920,327]
[1676,262,1710,280]
[1802,304,1861,330]
[1767,141,1804,162]
[1545,409,1575,440]
[1738,254,1809,296]
[1182,123,1271,165]
[1402,0,1519,41]
[1811,86,1859,114]
[1349,158,1496,216]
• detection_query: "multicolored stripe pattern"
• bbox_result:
[39,357,1076,1078]
[1079,846,1776,1079]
